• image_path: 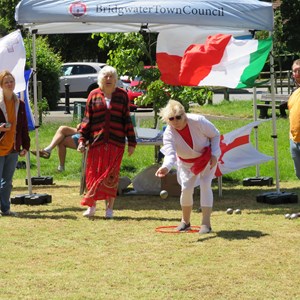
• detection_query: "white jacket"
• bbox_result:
[160,113,221,189]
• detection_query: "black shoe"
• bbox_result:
[176,222,191,231]
[1,210,18,217]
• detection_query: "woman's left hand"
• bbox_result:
[19,149,27,157]
[210,155,218,169]
[128,146,135,157]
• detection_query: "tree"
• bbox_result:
[0,0,19,33]
[256,6,298,72]
[47,34,106,62]
[24,36,62,110]
[280,0,300,54]
[95,32,156,77]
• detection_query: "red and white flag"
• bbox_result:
[0,30,26,93]
[156,26,272,89]
[215,120,273,177]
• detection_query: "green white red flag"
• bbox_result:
[156,30,272,88]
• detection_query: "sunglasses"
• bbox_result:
[168,115,182,121]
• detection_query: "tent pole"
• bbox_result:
[25,152,33,194]
[20,91,33,194]
[252,86,260,177]
[32,30,41,177]
[269,36,280,193]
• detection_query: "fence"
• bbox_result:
[258,70,294,94]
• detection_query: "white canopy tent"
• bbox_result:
[15,0,273,33]
[15,0,281,193]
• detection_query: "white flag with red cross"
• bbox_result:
[215,120,273,176]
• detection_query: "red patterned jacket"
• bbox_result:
[79,87,137,149]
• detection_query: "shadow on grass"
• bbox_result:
[77,215,179,222]
[16,206,82,220]
[197,230,269,242]
[115,187,300,214]
[12,184,78,192]
[14,206,179,222]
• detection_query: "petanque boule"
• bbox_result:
[234,209,242,214]
[226,208,233,215]
[289,213,298,220]
[160,190,168,199]
[284,213,291,219]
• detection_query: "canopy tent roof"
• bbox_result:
[15,0,274,34]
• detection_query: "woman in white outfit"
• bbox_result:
[155,100,221,234]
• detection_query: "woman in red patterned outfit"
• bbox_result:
[77,66,136,218]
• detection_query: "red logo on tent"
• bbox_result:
[69,2,87,18]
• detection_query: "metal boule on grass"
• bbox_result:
[234,209,242,214]
[160,190,168,199]
[226,208,233,215]
[284,213,291,219]
[289,213,298,220]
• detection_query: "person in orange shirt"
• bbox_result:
[288,59,300,179]
[0,70,30,216]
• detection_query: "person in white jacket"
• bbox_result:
[155,100,221,234]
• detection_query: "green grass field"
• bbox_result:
[1,100,299,299]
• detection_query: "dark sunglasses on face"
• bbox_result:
[168,115,182,121]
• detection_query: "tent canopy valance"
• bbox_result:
[15,0,274,34]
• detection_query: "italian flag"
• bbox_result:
[156,29,272,89]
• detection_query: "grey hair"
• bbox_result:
[97,65,118,89]
[292,59,300,69]
[159,99,186,123]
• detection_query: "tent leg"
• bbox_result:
[269,48,280,193]
[30,30,53,186]
[218,176,222,197]
[25,152,32,194]
[256,33,297,204]
[243,87,273,187]
[32,31,41,177]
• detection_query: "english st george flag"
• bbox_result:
[156,28,272,89]
[215,120,273,177]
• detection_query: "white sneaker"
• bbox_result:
[57,165,65,172]
[105,208,114,219]
[199,225,212,234]
[83,206,96,217]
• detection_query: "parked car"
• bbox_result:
[60,62,137,111]
[126,77,153,109]
[59,62,107,97]
[121,66,158,109]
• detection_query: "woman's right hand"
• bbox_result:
[155,167,169,178]
[77,142,86,153]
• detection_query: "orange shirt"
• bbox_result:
[0,99,16,155]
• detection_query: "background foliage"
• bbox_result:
[24,36,62,110]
